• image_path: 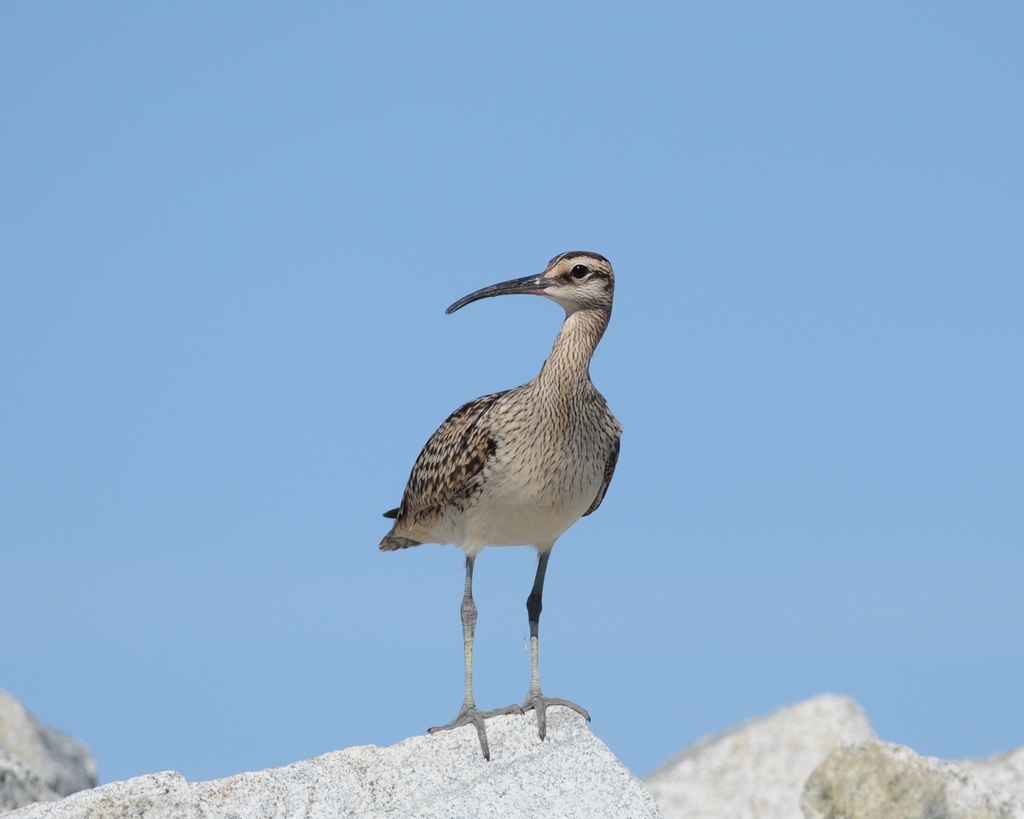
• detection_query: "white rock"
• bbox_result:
[801,739,1024,819]
[0,751,60,813]
[0,691,96,810]
[644,693,875,819]
[8,708,661,819]
[957,748,1024,803]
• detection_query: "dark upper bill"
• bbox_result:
[446,274,549,315]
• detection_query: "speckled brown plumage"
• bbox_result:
[380,391,506,551]
[381,252,622,555]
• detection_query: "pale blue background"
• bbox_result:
[2,3,1022,786]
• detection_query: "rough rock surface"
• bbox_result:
[802,739,1024,819]
[0,692,96,811]
[0,752,60,813]
[8,708,661,819]
[958,748,1024,803]
[644,693,875,819]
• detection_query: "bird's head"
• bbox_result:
[446,251,615,316]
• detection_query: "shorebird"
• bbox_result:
[380,250,622,760]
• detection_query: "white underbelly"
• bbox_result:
[456,459,602,552]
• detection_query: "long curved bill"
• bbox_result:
[446,274,549,315]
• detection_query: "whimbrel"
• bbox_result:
[380,251,622,760]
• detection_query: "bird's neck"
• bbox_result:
[537,307,610,391]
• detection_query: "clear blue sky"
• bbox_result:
[2,3,1022,786]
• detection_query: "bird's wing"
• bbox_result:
[391,390,510,526]
[582,435,619,517]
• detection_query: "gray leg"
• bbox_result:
[428,555,520,760]
[522,549,590,740]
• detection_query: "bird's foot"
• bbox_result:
[521,689,590,741]
[428,702,522,761]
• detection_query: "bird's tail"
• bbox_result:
[379,533,422,551]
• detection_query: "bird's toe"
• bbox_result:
[521,692,590,740]
[428,703,522,761]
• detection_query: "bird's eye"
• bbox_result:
[570,264,590,280]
